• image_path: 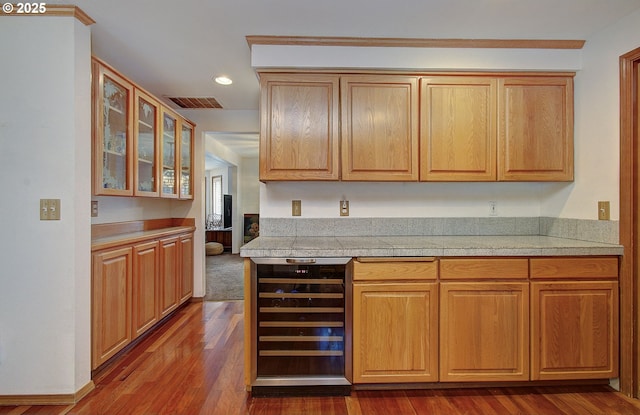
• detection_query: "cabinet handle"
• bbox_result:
[286,258,317,264]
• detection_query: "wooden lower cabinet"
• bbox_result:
[92,247,132,369]
[531,281,619,380]
[439,282,530,381]
[132,241,159,338]
[353,282,438,383]
[159,236,180,318]
[92,229,194,370]
[179,234,194,303]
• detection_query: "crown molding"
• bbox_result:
[247,35,585,50]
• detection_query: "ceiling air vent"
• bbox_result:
[166,97,223,109]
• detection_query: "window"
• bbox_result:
[212,175,222,218]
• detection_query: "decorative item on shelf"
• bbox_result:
[162,169,175,193]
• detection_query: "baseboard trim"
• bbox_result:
[0,380,95,406]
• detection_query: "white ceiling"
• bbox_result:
[48,0,640,160]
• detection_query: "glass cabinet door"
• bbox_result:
[93,62,134,196]
[134,91,159,197]
[160,109,178,198]
[179,122,194,199]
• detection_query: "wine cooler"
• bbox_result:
[249,258,352,395]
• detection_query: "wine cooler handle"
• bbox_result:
[285,258,317,264]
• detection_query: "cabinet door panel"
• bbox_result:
[259,73,340,180]
[93,60,134,196]
[179,234,194,303]
[440,282,529,381]
[498,76,573,181]
[179,121,194,199]
[132,241,159,338]
[353,282,438,383]
[159,237,179,317]
[420,77,497,181]
[160,108,179,198]
[342,75,419,181]
[133,90,160,197]
[531,281,619,380]
[92,247,132,369]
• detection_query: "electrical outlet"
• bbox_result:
[292,200,301,216]
[489,201,498,216]
[91,201,99,217]
[598,201,610,220]
[340,200,349,216]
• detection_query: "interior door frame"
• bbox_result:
[619,46,640,397]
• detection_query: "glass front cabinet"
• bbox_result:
[92,58,195,200]
[93,61,134,196]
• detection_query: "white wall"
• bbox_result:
[0,16,92,395]
[251,16,640,222]
[544,8,640,220]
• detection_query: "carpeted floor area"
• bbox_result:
[205,253,244,301]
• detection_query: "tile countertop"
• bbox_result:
[239,235,623,258]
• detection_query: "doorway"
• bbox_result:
[619,46,640,397]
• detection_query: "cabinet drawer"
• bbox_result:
[440,258,528,280]
[353,258,438,281]
[530,257,618,280]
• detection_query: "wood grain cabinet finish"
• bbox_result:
[92,247,133,369]
[353,282,439,383]
[259,73,340,181]
[439,282,530,382]
[420,77,497,181]
[531,281,619,380]
[132,241,159,339]
[92,229,194,370]
[498,76,574,181]
[179,234,194,303]
[341,75,419,181]
[159,236,180,318]
[92,57,196,198]
[352,259,438,383]
[92,60,135,196]
[530,257,619,380]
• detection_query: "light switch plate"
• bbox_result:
[598,201,610,220]
[40,199,61,220]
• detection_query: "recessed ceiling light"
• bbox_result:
[214,76,233,85]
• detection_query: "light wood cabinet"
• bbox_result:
[257,71,573,182]
[91,220,195,370]
[179,120,194,199]
[92,57,196,198]
[92,61,134,196]
[420,76,497,181]
[352,258,438,383]
[92,247,132,369]
[353,282,438,383]
[530,257,618,380]
[132,241,159,339]
[179,234,194,303]
[159,236,180,317]
[259,73,340,181]
[341,75,419,181]
[439,281,529,381]
[498,76,574,181]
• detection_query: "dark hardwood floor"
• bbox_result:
[3,301,640,415]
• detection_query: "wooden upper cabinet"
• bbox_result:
[420,77,497,181]
[259,73,340,181]
[341,75,419,181]
[133,89,160,197]
[498,76,574,181]
[93,60,135,196]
